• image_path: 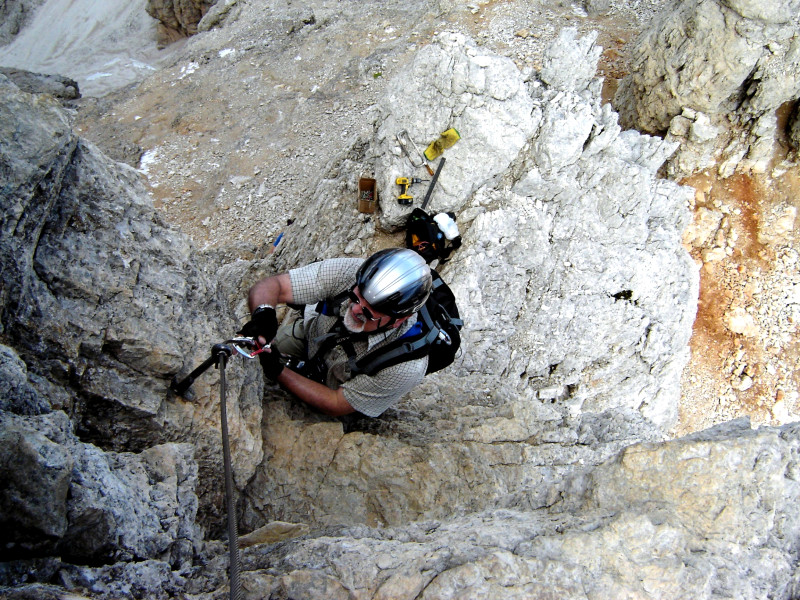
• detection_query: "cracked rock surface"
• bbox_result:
[1,0,799,598]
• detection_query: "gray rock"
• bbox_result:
[4,558,188,599]
[233,421,800,600]
[0,344,51,415]
[375,32,537,229]
[614,0,800,176]
[0,582,68,600]
[59,559,186,600]
[146,0,218,37]
[0,410,201,566]
[0,75,263,534]
[0,0,45,46]
[60,439,201,566]
[242,396,665,532]
[0,412,72,554]
[539,28,603,93]
[0,68,79,100]
[198,0,241,32]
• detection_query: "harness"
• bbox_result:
[284,291,367,383]
[288,273,461,382]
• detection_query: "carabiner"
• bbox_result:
[226,336,266,359]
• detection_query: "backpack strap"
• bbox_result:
[309,320,365,360]
[302,288,360,363]
[291,320,366,383]
[347,305,438,377]
[430,272,463,327]
[304,272,462,379]
[314,289,351,317]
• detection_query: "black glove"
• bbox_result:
[238,305,278,343]
[258,348,285,381]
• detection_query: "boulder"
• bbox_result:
[0,75,264,534]
[235,420,800,600]
[0,410,201,566]
[146,0,218,41]
[0,67,79,100]
[0,412,72,556]
[614,0,800,176]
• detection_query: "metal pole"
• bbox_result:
[420,157,445,211]
[215,345,242,600]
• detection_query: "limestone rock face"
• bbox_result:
[614,0,800,176]
[2,12,797,599]
[246,28,698,532]
[0,390,201,566]
[0,75,264,534]
[237,420,800,600]
[374,32,538,229]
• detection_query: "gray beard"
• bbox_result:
[342,305,366,333]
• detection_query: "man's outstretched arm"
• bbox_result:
[275,367,355,416]
[241,273,294,345]
[247,272,294,312]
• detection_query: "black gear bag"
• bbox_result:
[405,208,461,264]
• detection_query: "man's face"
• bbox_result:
[344,286,397,333]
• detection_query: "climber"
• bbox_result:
[239,248,433,417]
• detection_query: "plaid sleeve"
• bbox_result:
[341,355,429,417]
[288,258,363,305]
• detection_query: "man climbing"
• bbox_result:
[240,248,433,417]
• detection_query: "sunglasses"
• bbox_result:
[347,287,382,322]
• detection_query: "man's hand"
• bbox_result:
[258,347,285,381]
[238,305,278,345]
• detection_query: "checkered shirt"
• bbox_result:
[288,257,428,417]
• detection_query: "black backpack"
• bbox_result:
[348,269,463,376]
[406,208,462,264]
